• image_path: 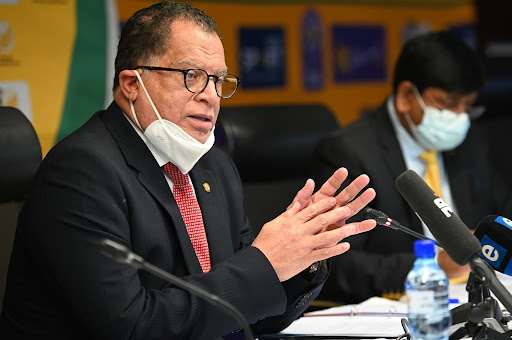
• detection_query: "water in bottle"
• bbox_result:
[405,239,451,340]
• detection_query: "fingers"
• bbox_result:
[287,178,315,210]
[288,169,375,219]
[351,219,378,234]
[313,218,376,246]
[308,219,377,259]
[274,196,339,229]
[343,187,376,218]
[277,193,375,240]
[253,193,377,282]
[312,170,374,220]
[295,198,346,226]
[292,173,376,232]
[286,201,301,216]
[310,242,351,261]
[273,201,301,223]
[315,168,348,200]
[334,174,370,206]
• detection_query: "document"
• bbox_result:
[278,275,512,338]
[279,297,406,338]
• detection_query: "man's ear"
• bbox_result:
[395,80,415,114]
[118,70,139,101]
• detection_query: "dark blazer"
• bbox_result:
[0,102,324,339]
[310,100,512,304]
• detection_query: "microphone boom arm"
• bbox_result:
[364,207,437,244]
[99,239,254,340]
[470,256,512,314]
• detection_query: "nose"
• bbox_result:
[195,77,218,102]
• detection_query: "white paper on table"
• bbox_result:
[279,297,407,337]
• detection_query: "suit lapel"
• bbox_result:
[190,165,234,266]
[374,104,423,233]
[101,102,203,274]
[375,105,408,183]
[443,149,472,223]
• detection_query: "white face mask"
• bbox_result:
[130,70,215,174]
[405,86,471,151]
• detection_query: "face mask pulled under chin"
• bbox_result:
[129,70,215,174]
[406,86,471,152]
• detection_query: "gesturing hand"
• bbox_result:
[289,167,376,229]
[252,168,377,282]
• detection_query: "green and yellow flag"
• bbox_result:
[0,0,118,155]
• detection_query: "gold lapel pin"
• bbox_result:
[203,182,211,192]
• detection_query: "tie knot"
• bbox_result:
[163,162,189,185]
[420,150,437,165]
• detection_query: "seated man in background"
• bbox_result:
[310,31,512,304]
[0,1,378,339]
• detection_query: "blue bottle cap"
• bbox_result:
[414,239,436,258]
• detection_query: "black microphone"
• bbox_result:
[98,238,254,340]
[395,170,512,313]
[364,207,436,244]
[474,215,512,276]
[395,169,481,266]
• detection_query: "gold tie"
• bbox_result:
[420,150,443,197]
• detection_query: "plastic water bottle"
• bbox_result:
[405,239,451,340]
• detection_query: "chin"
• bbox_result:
[195,131,212,144]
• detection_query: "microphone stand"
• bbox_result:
[98,239,255,340]
[450,259,512,340]
[471,257,512,315]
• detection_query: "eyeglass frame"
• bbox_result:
[133,65,241,98]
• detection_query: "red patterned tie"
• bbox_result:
[162,162,211,273]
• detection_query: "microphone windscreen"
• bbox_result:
[395,170,481,265]
[474,215,512,275]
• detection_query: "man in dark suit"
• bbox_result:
[0,2,377,339]
[311,31,512,304]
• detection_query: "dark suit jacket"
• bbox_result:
[310,100,512,304]
[0,102,325,339]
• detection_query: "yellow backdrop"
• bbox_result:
[0,0,475,155]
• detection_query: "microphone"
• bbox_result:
[395,170,512,314]
[474,215,512,276]
[364,207,436,244]
[98,238,254,340]
[395,170,481,266]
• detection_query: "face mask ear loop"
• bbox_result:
[132,69,165,123]
[129,100,143,131]
[403,107,430,151]
[403,111,417,132]
[412,85,427,111]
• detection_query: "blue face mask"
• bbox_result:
[406,86,471,151]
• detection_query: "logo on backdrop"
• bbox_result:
[0,21,15,54]
[331,25,386,83]
[301,9,324,91]
[0,81,33,121]
[239,27,285,89]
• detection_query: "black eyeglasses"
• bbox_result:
[134,66,241,99]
